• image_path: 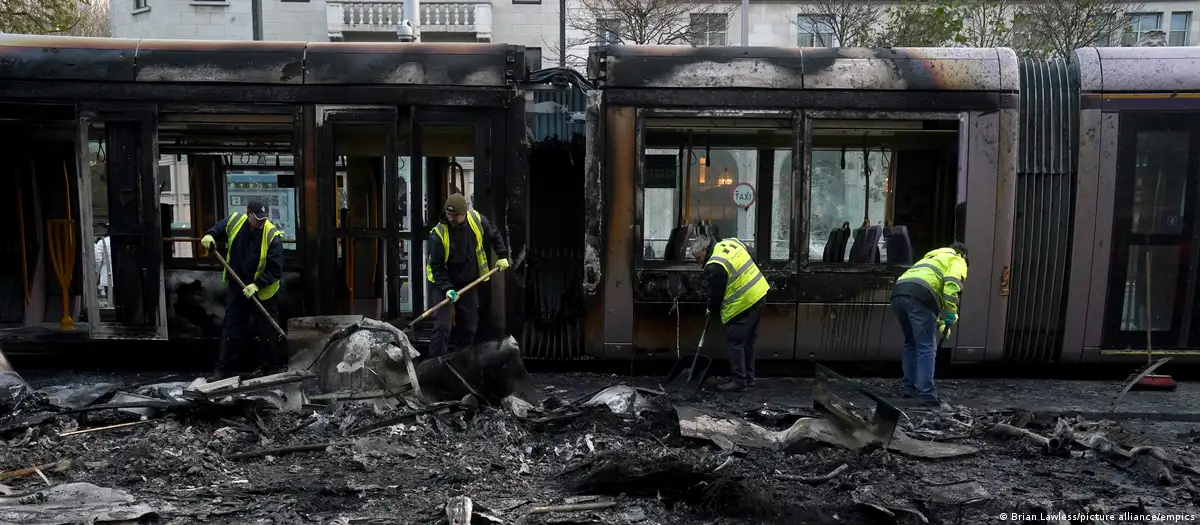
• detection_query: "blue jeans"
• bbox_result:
[890,295,938,400]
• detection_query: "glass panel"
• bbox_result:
[1172,12,1190,31]
[642,149,678,259]
[1120,245,1181,332]
[1130,131,1189,235]
[641,117,790,261]
[771,149,792,261]
[1170,31,1188,46]
[807,149,890,261]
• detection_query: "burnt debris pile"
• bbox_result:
[2,368,1200,523]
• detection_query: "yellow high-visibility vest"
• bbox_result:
[426,210,489,283]
[223,212,284,300]
[704,238,770,324]
[895,247,967,317]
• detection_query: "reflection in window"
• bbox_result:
[641,118,790,262]
[1131,131,1189,235]
[1121,245,1181,332]
[808,148,890,261]
[643,148,759,258]
[771,150,792,261]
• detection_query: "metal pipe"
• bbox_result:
[560,0,567,66]
[252,0,263,41]
[740,0,749,46]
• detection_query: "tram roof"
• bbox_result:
[1075,46,1200,93]
[0,34,523,87]
[588,45,1019,93]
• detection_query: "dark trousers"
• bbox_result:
[215,285,282,373]
[725,299,764,384]
[428,286,479,358]
[890,294,938,400]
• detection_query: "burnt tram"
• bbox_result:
[1,36,1198,366]
[0,34,528,345]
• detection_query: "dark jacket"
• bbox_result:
[206,216,284,290]
[703,263,727,317]
[428,213,508,294]
[891,281,939,314]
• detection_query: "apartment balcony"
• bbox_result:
[327,0,492,42]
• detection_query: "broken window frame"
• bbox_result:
[155,105,303,272]
[633,108,796,269]
[799,110,965,270]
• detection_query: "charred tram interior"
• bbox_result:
[0,35,528,349]
[2,37,1200,367]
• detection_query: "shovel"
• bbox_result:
[663,312,713,393]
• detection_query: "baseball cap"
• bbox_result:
[247,201,269,221]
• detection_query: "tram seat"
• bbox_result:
[884,226,914,265]
[663,224,692,261]
[849,225,883,263]
[822,226,852,262]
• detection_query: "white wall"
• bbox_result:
[111,0,327,41]
[112,0,1200,55]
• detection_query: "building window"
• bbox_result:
[134,0,148,9]
[797,15,835,47]
[158,164,173,193]
[690,14,727,46]
[1170,12,1191,46]
[1124,13,1163,46]
[597,19,621,45]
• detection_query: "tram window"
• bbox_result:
[640,117,790,261]
[807,119,960,266]
[807,148,891,260]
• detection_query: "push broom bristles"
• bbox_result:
[1133,374,1178,391]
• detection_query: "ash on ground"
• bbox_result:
[1,371,1198,525]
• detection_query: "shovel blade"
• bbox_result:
[663,354,713,392]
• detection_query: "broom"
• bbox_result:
[1134,250,1176,391]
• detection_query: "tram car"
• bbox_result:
[576,45,1200,364]
[0,35,1196,365]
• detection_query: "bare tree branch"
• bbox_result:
[63,0,110,38]
[567,0,735,46]
[1017,0,1145,58]
[793,0,883,47]
[959,0,1018,48]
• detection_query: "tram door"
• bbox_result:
[409,109,493,327]
[315,106,402,320]
[76,106,169,340]
[1104,113,1200,350]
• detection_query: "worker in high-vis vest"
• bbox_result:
[426,193,510,358]
[690,232,770,393]
[200,201,286,382]
[889,242,969,407]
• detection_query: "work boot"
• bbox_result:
[712,379,747,393]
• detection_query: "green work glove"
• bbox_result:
[942,312,958,326]
[446,290,459,303]
[495,258,510,271]
[243,283,259,298]
[201,234,216,249]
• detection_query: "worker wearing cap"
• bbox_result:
[890,242,968,407]
[200,201,285,381]
[690,231,770,393]
[426,193,510,357]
